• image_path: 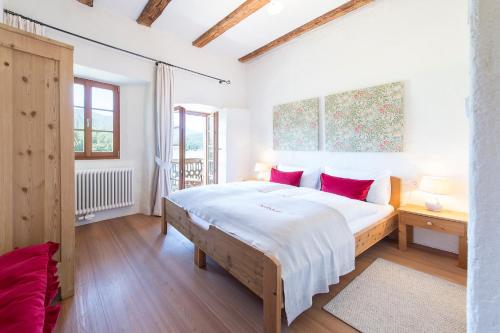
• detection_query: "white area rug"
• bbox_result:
[323,258,466,333]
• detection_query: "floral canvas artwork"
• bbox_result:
[325,82,404,152]
[273,98,320,151]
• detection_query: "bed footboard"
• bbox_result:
[162,198,282,333]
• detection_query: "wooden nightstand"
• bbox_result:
[398,205,468,269]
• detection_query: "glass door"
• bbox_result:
[184,112,206,189]
[172,107,218,191]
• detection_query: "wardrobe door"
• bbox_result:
[13,51,62,252]
[0,24,75,298]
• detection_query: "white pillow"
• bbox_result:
[323,167,391,205]
[278,164,321,189]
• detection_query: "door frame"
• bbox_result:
[206,111,219,185]
[174,106,186,190]
[174,106,218,190]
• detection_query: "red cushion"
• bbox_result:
[320,173,374,201]
[269,168,303,187]
[44,304,61,333]
[0,243,53,267]
[0,256,48,333]
[0,242,60,333]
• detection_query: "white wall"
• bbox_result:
[221,108,252,182]
[0,0,4,23]
[5,0,249,222]
[468,1,500,332]
[246,0,469,253]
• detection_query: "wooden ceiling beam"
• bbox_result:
[77,0,94,7]
[193,0,270,48]
[137,0,173,27]
[238,0,373,63]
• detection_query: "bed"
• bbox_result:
[161,177,400,333]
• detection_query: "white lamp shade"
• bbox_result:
[254,162,270,173]
[419,176,451,195]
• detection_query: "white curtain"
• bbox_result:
[152,64,174,216]
[4,13,45,36]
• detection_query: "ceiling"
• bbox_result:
[93,0,348,59]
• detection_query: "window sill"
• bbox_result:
[75,156,120,160]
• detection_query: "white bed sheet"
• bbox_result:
[185,185,394,234]
[348,204,394,233]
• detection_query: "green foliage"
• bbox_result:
[92,131,113,152]
[73,130,113,153]
[74,130,84,152]
[73,109,114,153]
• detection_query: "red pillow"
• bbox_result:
[0,255,48,333]
[320,173,374,201]
[0,242,61,333]
[269,168,303,187]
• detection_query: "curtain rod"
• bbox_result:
[3,9,231,84]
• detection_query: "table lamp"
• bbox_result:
[419,176,451,212]
[254,162,270,181]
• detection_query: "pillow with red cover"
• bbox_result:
[320,173,374,201]
[270,168,303,187]
[0,242,61,333]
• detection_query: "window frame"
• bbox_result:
[74,77,120,160]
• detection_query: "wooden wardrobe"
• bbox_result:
[0,24,75,298]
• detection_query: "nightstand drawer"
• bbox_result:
[400,212,466,236]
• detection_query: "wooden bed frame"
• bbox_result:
[161,177,400,333]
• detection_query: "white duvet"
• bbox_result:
[168,181,356,324]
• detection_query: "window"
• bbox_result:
[74,78,120,159]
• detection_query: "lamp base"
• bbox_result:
[425,200,443,212]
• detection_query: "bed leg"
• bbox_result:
[161,218,168,235]
[194,246,206,268]
[263,257,282,333]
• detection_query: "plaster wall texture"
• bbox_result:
[468,0,500,332]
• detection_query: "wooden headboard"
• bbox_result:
[390,176,401,209]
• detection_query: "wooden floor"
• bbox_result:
[57,214,467,333]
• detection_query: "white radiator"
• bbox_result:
[75,168,134,215]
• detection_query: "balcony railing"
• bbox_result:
[170,158,204,191]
